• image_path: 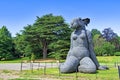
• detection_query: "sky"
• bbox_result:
[0,0,120,37]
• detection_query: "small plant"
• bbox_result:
[31,53,35,62]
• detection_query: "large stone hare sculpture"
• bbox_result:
[59,17,108,73]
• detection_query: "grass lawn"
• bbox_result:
[97,56,120,63]
[9,67,119,80]
[0,56,120,80]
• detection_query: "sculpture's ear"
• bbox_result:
[82,18,90,26]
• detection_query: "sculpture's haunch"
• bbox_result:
[78,57,96,73]
[59,17,108,73]
[60,56,79,73]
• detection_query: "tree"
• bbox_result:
[93,34,115,56]
[0,26,14,60]
[91,29,101,38]
[32,14,71,58]
[102,28,119,51]
[102,28,117,42]
[19,14,71,59]
[102,42,115,56]
[14,33,27,57]
[116,37,120,51]
[22,25,42,58]
[48,27,71,59]
[14,25,42,59]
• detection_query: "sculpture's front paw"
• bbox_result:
[98,65,109,70]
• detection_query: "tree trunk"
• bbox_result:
[42,39,47,59]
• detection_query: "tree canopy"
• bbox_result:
[91,29,101,38]
[14,14,71,59]
[0,26,15,60]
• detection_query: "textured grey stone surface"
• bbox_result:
[78,57,96,73]
[59,17,108,73]
[59,56,79,73]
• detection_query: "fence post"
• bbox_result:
[30,62,33,73]
[45,62,47,68]
[95,72,97,79]
[44,66,46,75]
[20,61,22,72]
[118,66,120,79]
[51,62,53,68]
[115,62,116,67]
[58,67,60,77]
[38,62,40,70]
[75,69,78,80]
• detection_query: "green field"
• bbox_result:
[0,56,120,80]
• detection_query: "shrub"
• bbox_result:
[114,52,120,56]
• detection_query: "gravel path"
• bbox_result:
[0,62,59,70]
